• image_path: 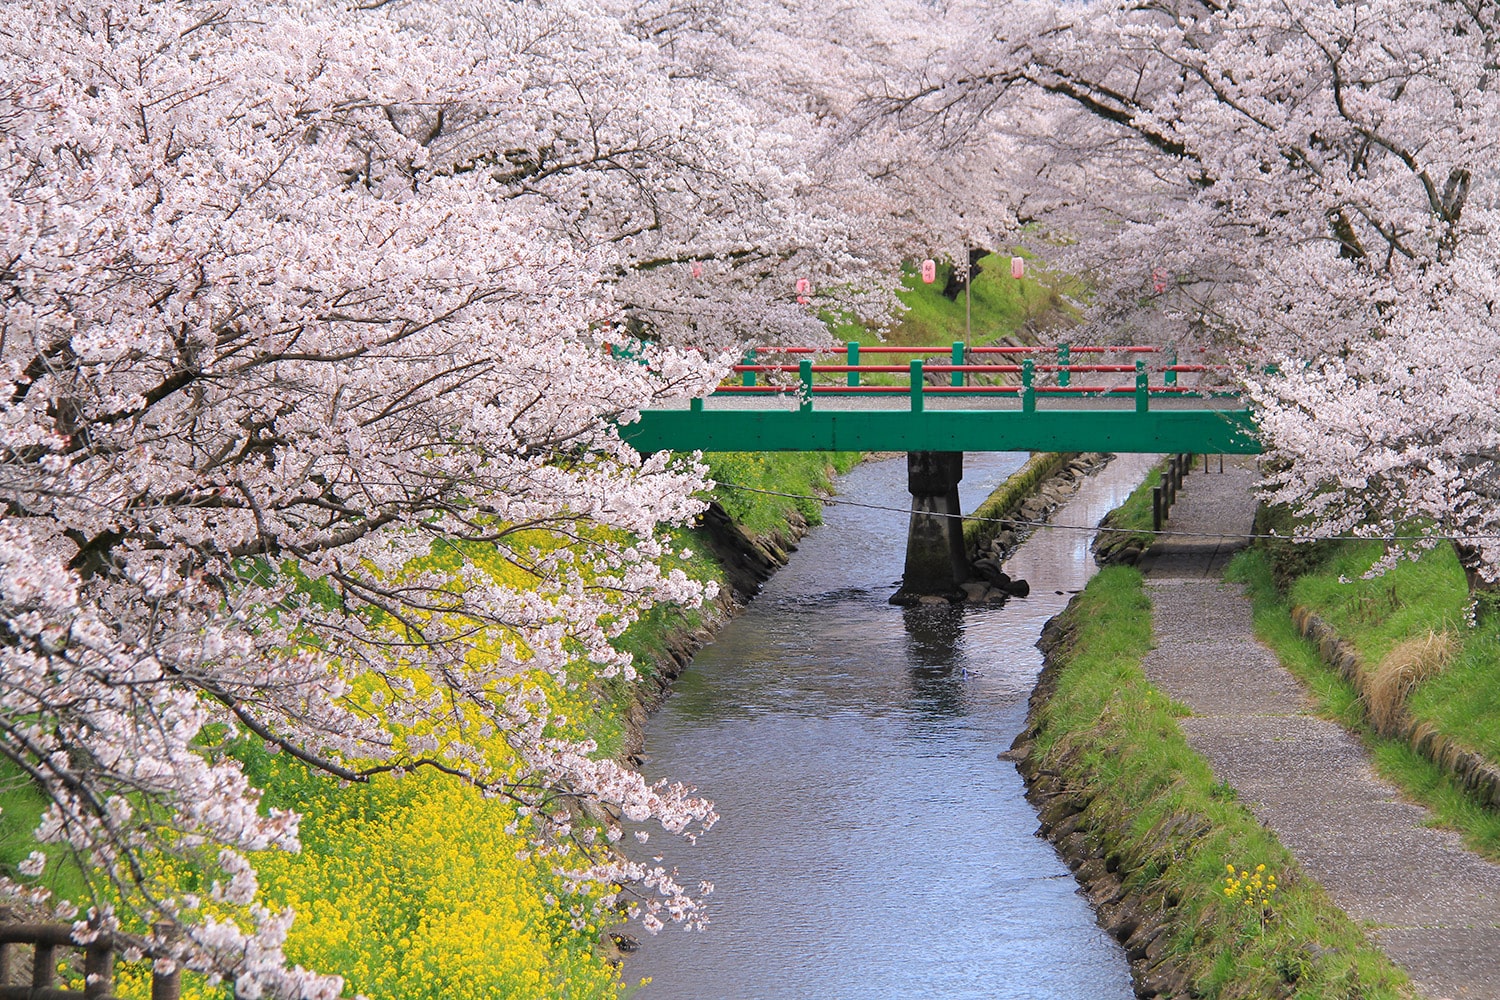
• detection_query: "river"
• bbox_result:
[625,451,1158,1000]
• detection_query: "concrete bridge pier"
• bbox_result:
[890,451,970,604]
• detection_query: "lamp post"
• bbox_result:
[963,253,972,386]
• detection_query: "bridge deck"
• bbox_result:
[623,407,1258,454]
[618,346,1261,454]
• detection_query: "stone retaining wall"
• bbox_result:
[1292,607,1500,811]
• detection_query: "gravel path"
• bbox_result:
[1138,457,1500,1000]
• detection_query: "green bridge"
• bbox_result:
[620,342,1262,602]
[620,343,1261,455]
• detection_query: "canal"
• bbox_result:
[627,451,1158,1000]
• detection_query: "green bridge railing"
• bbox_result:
[619,341,1262,455]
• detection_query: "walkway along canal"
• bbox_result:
[625,451,1162,999]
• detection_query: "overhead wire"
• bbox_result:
[709,481,1500,544]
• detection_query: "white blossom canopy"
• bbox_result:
[857,0,1500,587]
[0,0,931,993]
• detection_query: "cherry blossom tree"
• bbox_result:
[0,0,925,992]
[857,0,1500,597]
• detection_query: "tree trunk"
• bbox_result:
[940,247,989,301]
[1453,541,1500,623]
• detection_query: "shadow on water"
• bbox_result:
[625,452,1158,1000]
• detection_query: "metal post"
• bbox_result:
[964,256,972,364]
[690,396,703,412]
[909,360,925,413]
[1165,348,1178,386]
[1135,360,1149,413]
[1022,359,1035,413]
[743,348,757,387]
[847,341,860,387]
[951,341,965,388]
[799,359,813,414]
[1057,343,1070,387]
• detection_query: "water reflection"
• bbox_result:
[902,604,969,718]
[901,603,964,669]
[626,452,1158,1000]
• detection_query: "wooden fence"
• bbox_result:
[0,919,180,1000]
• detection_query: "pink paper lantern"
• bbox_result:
[920,259,937,284]
[796,277,810,304]
[691,262,703,279]
[1011,255,1025,279]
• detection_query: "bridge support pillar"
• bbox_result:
[891,451,969,604]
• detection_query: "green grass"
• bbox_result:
[1278,541,1500,761]
[1243,504,1500,765]
[1284,543,1470,663]
[1031,566,1413,999]
[1229,546,1500,859]
[870,251,1080,348]
[701,450,859,539]
[0,761,88,904]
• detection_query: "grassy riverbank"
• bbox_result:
[1026,566,1412,999]
[701,451,860,540]
[1019,465,1416,999]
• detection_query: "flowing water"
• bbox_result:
[625,452,1159,1000]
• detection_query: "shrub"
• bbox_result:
[1366,631,1458,732]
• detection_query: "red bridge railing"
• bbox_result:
[706,342,1238,413]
